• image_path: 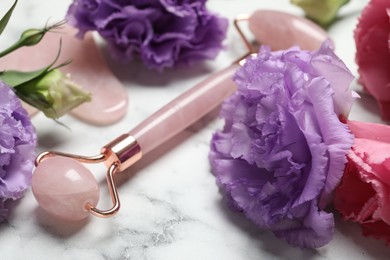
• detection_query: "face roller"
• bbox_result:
[32,11,329,221]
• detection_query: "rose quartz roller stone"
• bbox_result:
[32,10,331,221]
[32,157,100,221]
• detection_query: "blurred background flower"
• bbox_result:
[291,0,350,27]
[354,0,390,121]
[67,0,228,71]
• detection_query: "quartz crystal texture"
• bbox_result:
[32,157,100,221]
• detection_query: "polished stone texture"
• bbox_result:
[32,157,99,221]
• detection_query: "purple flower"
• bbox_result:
[67,0,228,71]
[209,42,355,248]
[0,82,36,222]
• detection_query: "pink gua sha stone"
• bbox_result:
[32,157,100,221]
[0,24,128,125]
[248,10,331,51]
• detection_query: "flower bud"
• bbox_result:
[16,69,91,119]
[0,21,65,58]
[18,28,46,46]
[291,0,350,27]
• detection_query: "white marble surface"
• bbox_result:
[1,0,390,259]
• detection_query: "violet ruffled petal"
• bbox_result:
[210,43,354,248]
[67,0,228,70]
[0,82,37,221]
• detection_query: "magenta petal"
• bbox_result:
[352,139,390,186]
[335,138,390,242]
[348,120,390,143]
[335,116,390,245]
[354,0,390,120]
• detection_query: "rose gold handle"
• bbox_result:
[129,63,239,154]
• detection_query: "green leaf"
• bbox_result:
[0,0,17,35]
[0,40,66,87]
[0,67,51,87]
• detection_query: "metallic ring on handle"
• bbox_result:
[35,135,142,218]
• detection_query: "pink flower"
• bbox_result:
[355,0,390,120]
[334,120,390,244]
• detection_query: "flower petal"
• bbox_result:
[67,0,228,70]
[354,0,390,120]
[347,120,390,143]
[210,43,354,248]
[274,201,334,248]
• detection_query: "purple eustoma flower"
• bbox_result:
[0,82,36,222]
[67,0,228,71]
[209,42,355,248]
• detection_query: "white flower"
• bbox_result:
[21,69,91,119]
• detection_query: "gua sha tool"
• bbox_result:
[31,10,329,221]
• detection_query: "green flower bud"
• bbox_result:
[0,20,65,58]
[18,28,46,46]
[16,69,91,119]
[291,0,350,27]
